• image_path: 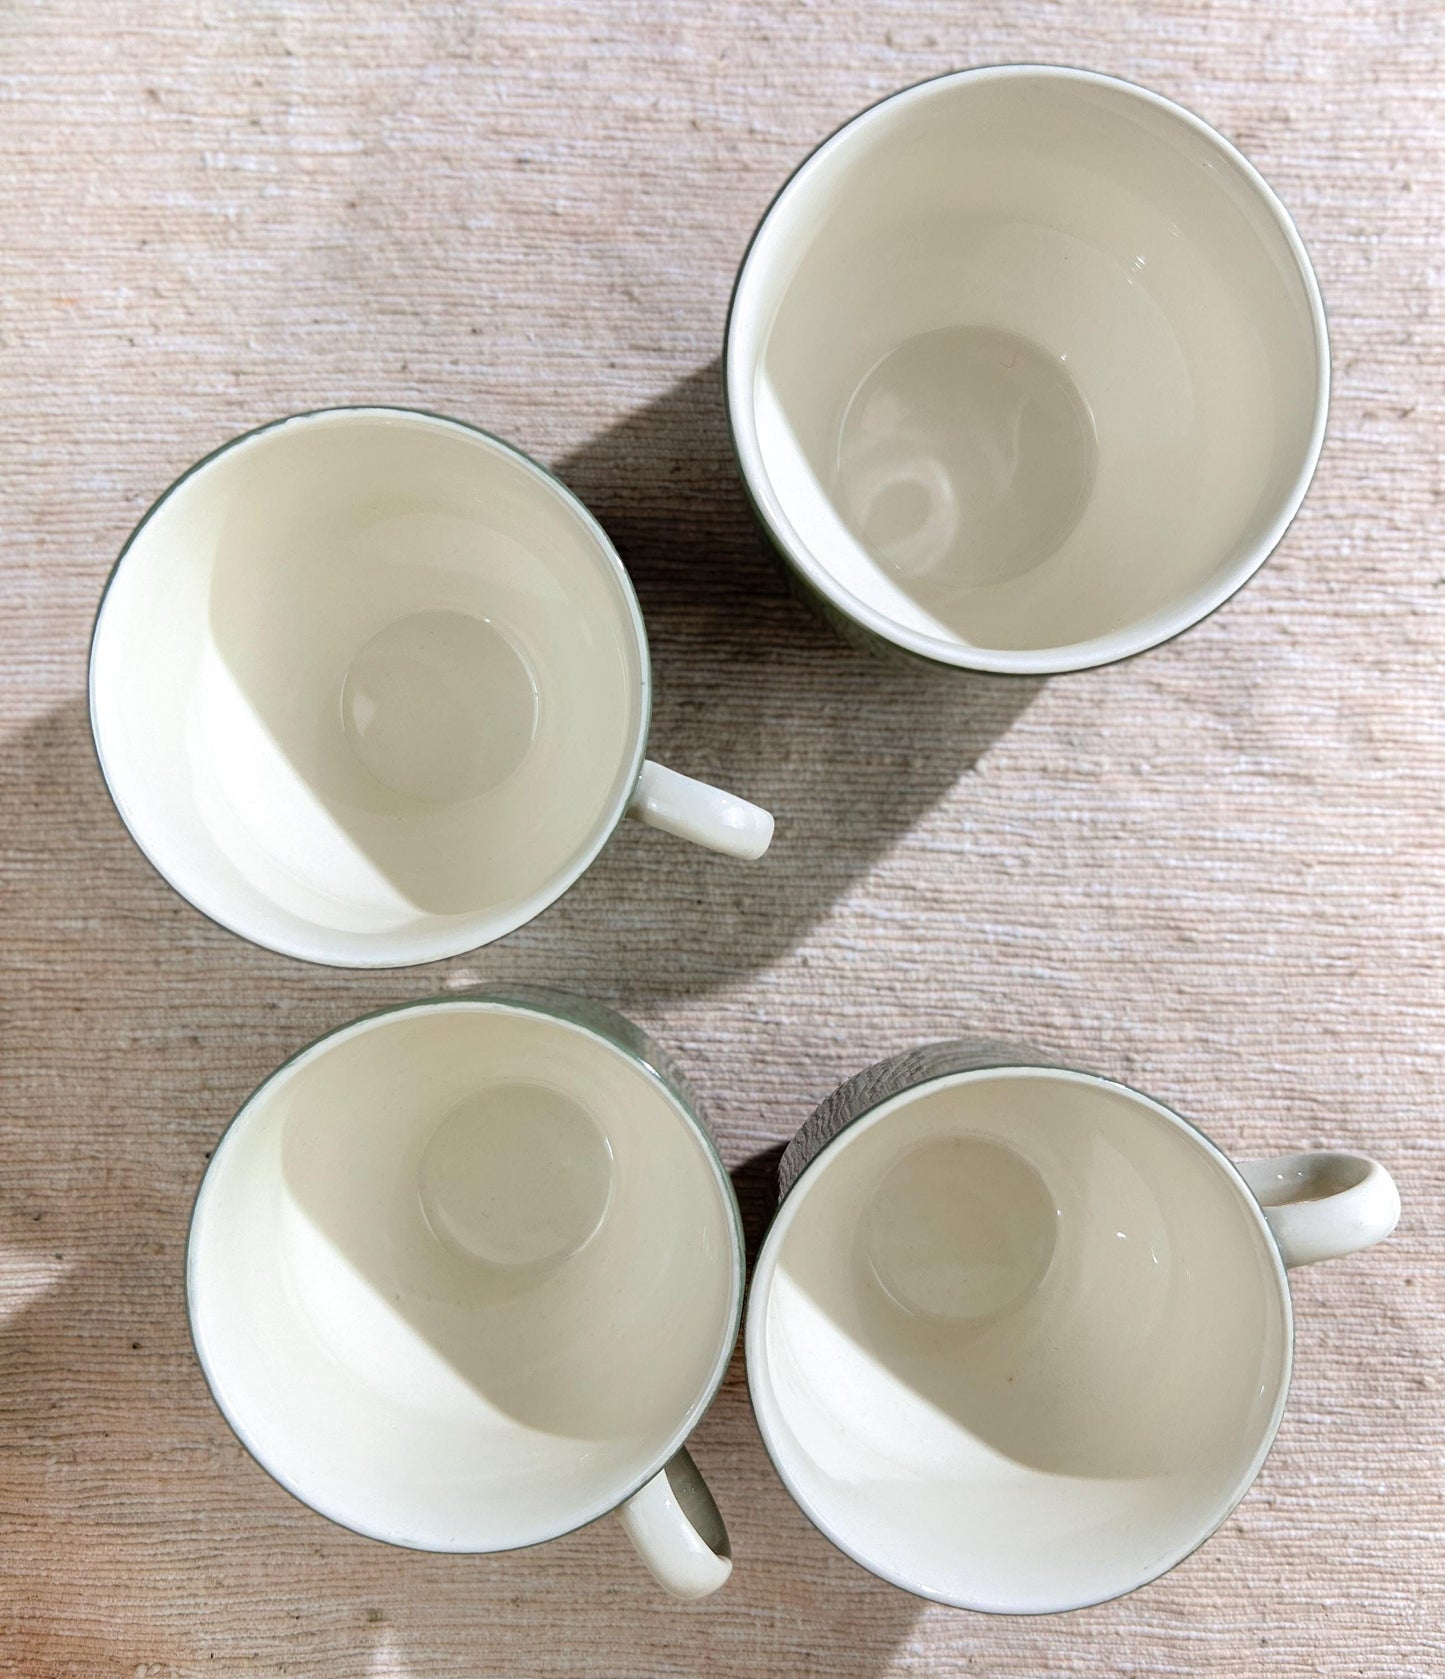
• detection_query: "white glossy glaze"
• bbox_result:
[188,1000,742,1568]
[91,409,771,967]
[728,67,1329,673]
[628,760,774,860]
[617,1447,733,1600]
[1239,1151,1401,1267]
[747,1067,1397,1613]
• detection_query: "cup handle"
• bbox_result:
[615,1446,733,1600]
[626,760,774,860]
[1237,1152,1401,1268]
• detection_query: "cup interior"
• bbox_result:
[89,410,647,965]
[188,1001,740,1551]
[727,68,1326,671]
[747,1068,1291,1611]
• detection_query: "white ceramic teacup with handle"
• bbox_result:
[90,407,773,967]
[746,1041,1400,1613]
[188,989,744,1600]
[726,66,1329,672]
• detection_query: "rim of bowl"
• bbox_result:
[744,1060,1295,1613]
[724,63,1332,677]
[186,992,747,1554]
[87,406,653,968]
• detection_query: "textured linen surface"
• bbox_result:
[1,2,1441,1674]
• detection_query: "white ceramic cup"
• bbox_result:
[726,67,1329,673]
[747,1041,1400,1613]
[188,990,744,1600]
[90,408,773,967]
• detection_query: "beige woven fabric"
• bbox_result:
[2,2,1441,1673]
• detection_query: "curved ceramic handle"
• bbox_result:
[616,1446,732,1600]
[627,760,773,860]
[1237,1152,1401,1268]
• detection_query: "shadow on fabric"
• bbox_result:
[0,701,930,1674]
[520,357,1042,1000]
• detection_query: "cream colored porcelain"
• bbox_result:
[90,408,773,968]
[188,993,744,1600]
[747,1051,1399,1613]
[727,67,1329,672]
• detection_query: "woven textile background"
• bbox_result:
[1,2,1441,1673]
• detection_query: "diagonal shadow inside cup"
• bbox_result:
[271,1020,727,1443]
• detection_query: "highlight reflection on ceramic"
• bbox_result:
[750,1062,1290,1613]
[833,326,1097,593]
[92,408,774,970]
[188,999,740,1555]
[729,68,1328,668]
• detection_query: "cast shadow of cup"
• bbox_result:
[0,703,925,1670]
[525,357,1043,996]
